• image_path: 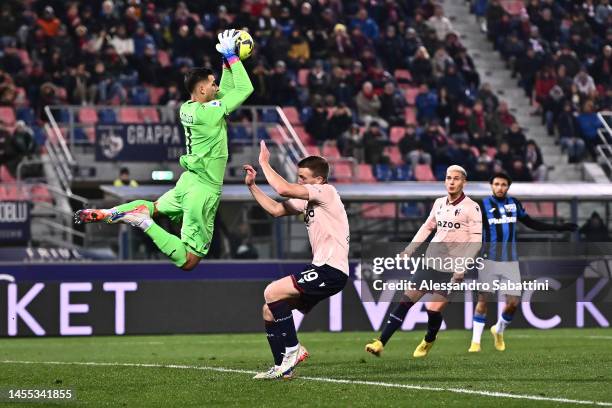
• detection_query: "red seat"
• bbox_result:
[305,145,321,156]
[282,107,300,125]
[404,87,419,105]
[362,203,397,219]
[539,202,555,218]
[501,0,524,15]
[414,164,436,181]
[118,107,140,123]
[78,107,98,124]
[394,69,412,88]
[0,165,15,182]
[140,107,160,123]
[0,107,16,126]
[148,87,166,105]
[297,69,309,87]
[322,144,341,159]
[31,185,53,203]
[333,162,353,183]
[293,126,313,145]
[390,126,405,144]
[386,146,404,166]
[357,164,377,182]
[157,50,171,67]
[404,107,416,124]
[523,202,539,217]
[269,126,287,144]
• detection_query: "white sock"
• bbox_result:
[138,218,153,231]
[472,321,485,344]
[285,344,299,354]
[495,315,512,333]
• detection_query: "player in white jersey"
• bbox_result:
[245,141,350,380]
[365,165,482,358]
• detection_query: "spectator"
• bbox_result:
[267,61,297,106]
[287,29,310,68]
[305,102,329,145]
[109,25,134,56]
[377,25,404,72]
[509,159,533,182]
[557,102,585,163]
[113,167,139,187]
[576,100,603,158]
[230,222,259,259]
[380,82,406,127]
[477,83,499,114]
[37,6,61,38]
[338,123,363,161]
[504,122,527,156]
[494,141,514,173]
[6,121,37,177]
[329,66,353,106]
[350,8,379,41]
[410,46,433,86]
[440,63,467,103]
[398,124,419,159]
[407,142,433,170]
[415,83,439,125]
[307,60,330,100]
[579,212,611,242]
[427,5,453,41]
[328,103,353,141]
[573,67,597,98]
[362,122,389,164]
[487,101,516,143]
[524,140,547,181]
[355,81,386,128]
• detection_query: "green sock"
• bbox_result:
[144,223,187,268]
[113,200,154,215]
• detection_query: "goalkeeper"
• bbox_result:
[75,29,253,270]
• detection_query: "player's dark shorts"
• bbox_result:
[409,268,454,297]
[289,264,348,314]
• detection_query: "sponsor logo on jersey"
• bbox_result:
[437,220,461,229]
[504,204,517,212]
[488,216,517,224]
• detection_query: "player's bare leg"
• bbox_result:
[254,276,308,379]
[365,289,425,357]
[414,296,447,358]
[491,295,519,351]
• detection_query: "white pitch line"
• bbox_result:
[1,360,611,406]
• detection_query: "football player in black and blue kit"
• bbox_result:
[469,173,577,352]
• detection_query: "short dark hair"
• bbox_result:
[489,172,512,186]
[298,156,329,181]
[120,167,129,175]
[184,67,214,94]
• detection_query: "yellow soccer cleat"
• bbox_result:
[468,342,481,353]
[413,339,435,358]
[490,326,506,351]
[365,339,384,357]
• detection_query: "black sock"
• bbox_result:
[379,297,414,345]
[424,309,443,343]
[267,300,298,348]
[264,320,284,366]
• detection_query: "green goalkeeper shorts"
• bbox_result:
[155,170,221,257]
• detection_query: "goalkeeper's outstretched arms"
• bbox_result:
[215,29,254,113]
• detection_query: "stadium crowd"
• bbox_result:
[0,0,608,182]
[481,0,611,163]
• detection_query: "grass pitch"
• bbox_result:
[0,329,611,407]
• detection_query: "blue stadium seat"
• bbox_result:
[32,125,46,146]
[393,164,413,181]
[98,109,117,124]
[434,164,447,181]
[129,87,151,105]
[16,107,35,125]
[261,109,278,123]
[373,164,393,182]
[257,127,270,140]
[73,127,88,142]
[299,106,312,124]
[400,202,423,217]
[229,125,250,141]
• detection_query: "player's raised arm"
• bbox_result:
[216,57,235,99]
[215,29,254,113]
[244,164,300,218]
[257,141,310,200]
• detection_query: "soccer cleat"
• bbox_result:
[252,366,294,380]
[74,208,113,224]
[278,344,309,377]
[490,326,506,351]
[413,339,435,358]
[365,339,384,357]
[468,342,481,353]
[108,205,151,228]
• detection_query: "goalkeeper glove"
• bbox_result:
[215,29,239,59]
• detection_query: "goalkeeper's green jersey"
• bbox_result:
[178,60,253,189]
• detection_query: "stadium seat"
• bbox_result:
[262,109,279,123]
[78,107,98,124]
[305,145,321,156]
[523,202,539,217]
[434,164,447,181]
[282,107,300,125]
[148,87,166,105]
[332,162,353,183]
[394,69,412,88]
[0,165,15,182]
[357,164,377,182]
[257,127,270,140]
[297,69,309,87]
[268,126,286,144]
[373,163,393,181]
[140,107,160,123]
[293,126,313,145]
[386,146,403,166]
[229,125,250,141]
[0,107,16,126]
[31,184,53,203]
[32,125,46,146]
[73,127,88,142]
[322,144,341,159]
[361,203,397,219]
[393,164,413,181]
[130,87,151,105]
[501,0,524,15]
[539,202,555,218]
[16,107,35,125]
[404,107,416,125]
[390,126,405,144]
[400,202,424,217]
[414,164,436,181]
[98,109,117,124]
[118,107,140,123]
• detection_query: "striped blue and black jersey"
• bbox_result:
[479,195,527,261]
